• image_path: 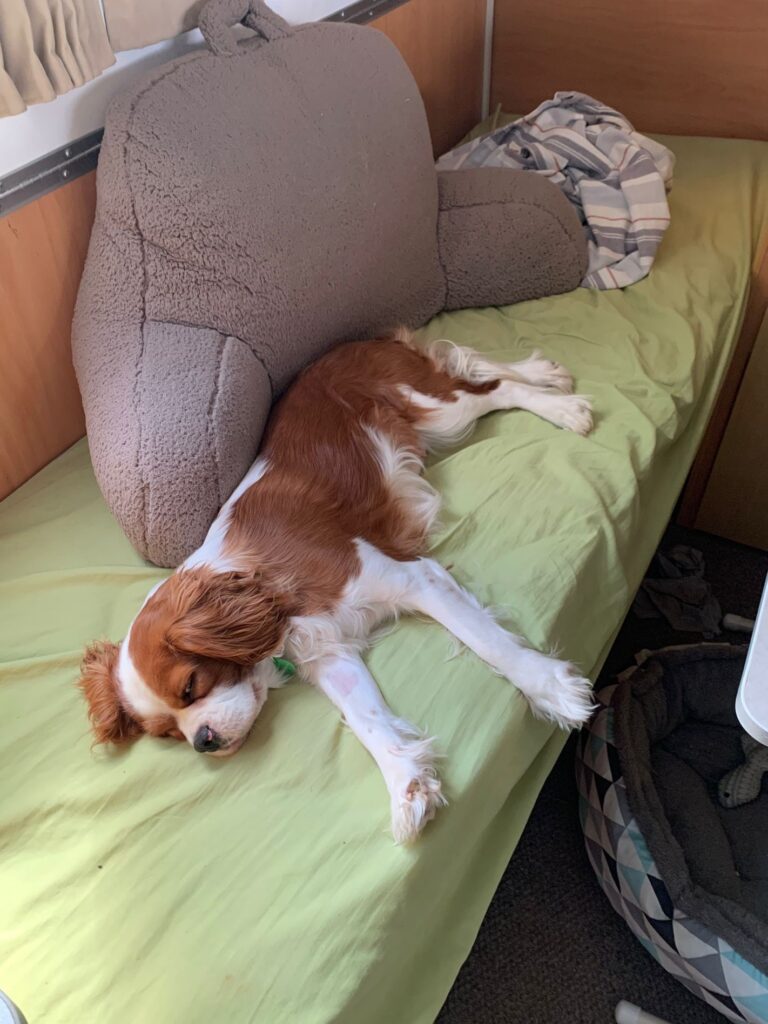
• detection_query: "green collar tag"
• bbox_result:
[272,657,297,678]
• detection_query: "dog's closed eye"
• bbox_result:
[182,672,197,704]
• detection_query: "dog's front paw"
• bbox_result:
[517,653,596,731]
[385,732,447,843]
[390,769,446,844]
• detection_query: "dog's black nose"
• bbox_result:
[193,725,223,753]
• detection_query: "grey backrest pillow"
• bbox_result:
[73,0,586,566]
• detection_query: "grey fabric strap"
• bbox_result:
[199,0,292,56]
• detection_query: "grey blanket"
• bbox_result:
[633,545,722,637]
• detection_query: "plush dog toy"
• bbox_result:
[719,733,768,809]
[73,0,587,566]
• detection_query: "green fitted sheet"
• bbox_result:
[2,129,767,1024]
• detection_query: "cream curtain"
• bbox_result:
[102,0,205,52]
[0,0,115,117]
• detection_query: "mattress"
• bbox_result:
[2,128,767,1024]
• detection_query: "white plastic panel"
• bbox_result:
[736,573,768,746]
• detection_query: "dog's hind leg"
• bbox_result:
[425,337,576,394]
[406,376,593,449]
[395,336,592,446]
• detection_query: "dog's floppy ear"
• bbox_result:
[78,641,141,745]
[165,570,289,667]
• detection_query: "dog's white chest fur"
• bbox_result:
[285,541,410,667]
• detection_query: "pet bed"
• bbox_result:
[1,128,768,1023]
[576,645,768,1023]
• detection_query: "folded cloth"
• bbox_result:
[437,91,675,290]
[633,545,722,637]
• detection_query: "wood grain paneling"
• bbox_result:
[693,309,768,549]
[491,0,768,140]
[678,243,768,534]
[0,173,95,500]
[375,0,486,156]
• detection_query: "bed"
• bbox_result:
[1,127,767,1023]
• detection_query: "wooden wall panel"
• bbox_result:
[0,173,96,500]
[491,0,768,141]
[678,242,768,533]
[693,308,768,548]
[375,0,486,156]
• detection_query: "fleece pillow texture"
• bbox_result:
[73,0,587,567]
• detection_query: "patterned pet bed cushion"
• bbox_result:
[576,654,768,1024]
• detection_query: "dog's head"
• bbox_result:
[78,570,290,756]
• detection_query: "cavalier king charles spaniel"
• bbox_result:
[79,331,594,842]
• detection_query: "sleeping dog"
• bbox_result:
[79,332,595,842]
